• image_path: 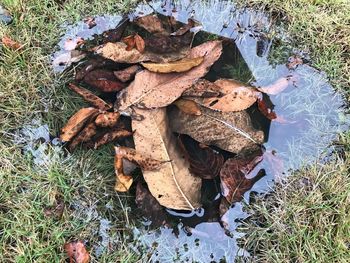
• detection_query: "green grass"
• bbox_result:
[0,0,349,262]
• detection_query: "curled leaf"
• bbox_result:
[257,98,277,120]
[114,152,133,192]
[122,35,135,51]
[93,129,132,149]
[64,240,90,263]
[134,33,145,53]
[113,65,141,82]
[94,112,120,128]
[68,122,98,151]
[173,99,202,116]
[68,83,112,111]
[83,69,125,92]
[141,56,204,73]
[60,108,99,142]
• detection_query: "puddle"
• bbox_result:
[52,0,348,262]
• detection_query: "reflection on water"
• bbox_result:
[53,0,348,262]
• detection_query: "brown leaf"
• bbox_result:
[132,108,202,210]
[141,56,204,73]
[115,146,165,171]
[75,57,120,81]
[115,40,222,111]
[113,65,141,82]
[173,99,202,116]
[93,129,132,149]
[220,150,266,205]
[194,79,261,112]
[169,105,264,154]
[64,240,90,263]
[114,151,133,192]
[60,108,99,142]
[1,36,22,50]
[287,55,303,69]
[135,14,169,35]
[134,33,145,53]
[68,122,98,151]
[94,112,120,128]
[144,34,193,54]
[257,76,293,95]
[257,98,277,120]
[136,181,169,227]
[102,18,129,43]
[68,83,112,111]
[178,135,224,179]
[83,69,125,92]
[172,18,197,36]
[182,79,222,98]
[122,35,136,51]
[96,42,190,64]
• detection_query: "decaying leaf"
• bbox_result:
[135,14,169,35]
[64,240,90,263]
[1,36,22,50]
[68,122,98,151]
[68,83,112,111]
[75,57,120,81]
[257,98,277,120]
[173,99,202,116]
[96,42,190,64]
[115,146,165,170]
[134,34,145,53]
[94,112,120,127]
[257,76,293,95]
[178,135,224,179]
[220,150,266,204]
[83,69,125,92]
[60,107,99,142]
[93,129,132,149]
[132,108,202,210]
[122,35,136,51]
[141,56,204,73]
[113,65,141,82]
[193,79,261,112]
[136,181,169,227]
[115,40,222,111]
[182,79,222,98]
[144,34,193,54]
[169,106,264,154]
[114,151,133,192]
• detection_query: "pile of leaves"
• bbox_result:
[60,14,288,230]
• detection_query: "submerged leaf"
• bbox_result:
[64,240,90,263]
[135,14,169,35]
[173,99,202,116]
[257,76,293,95]
[132,108,202,210]
[141,56,204,73]
[115,40,222,111]
[60,108,99,142]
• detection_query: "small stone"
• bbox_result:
[0,5,13,25]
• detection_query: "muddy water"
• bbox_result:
[52,0,348,262]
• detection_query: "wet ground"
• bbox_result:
[51,0,348,262]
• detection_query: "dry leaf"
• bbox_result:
[193,79,261,112]
[134,33,145,53]
[94,112,120,128]
[68,83,112,111]
[183,79,222,98]
[1,36,22,50]
[257,98,277,120]
[169,106,264,154]
[114,151,133,192]
[68,122,98,151]
[64,240,90,263]
[93,129,132,149]
[257,76,293,95]
[178,135,224,179]
[132,108,202,210]
[83,69,125,92]
[115,40,222,111]
[135,14,169,35]
[96,42,190,64]
[60,108,99,142]
[141,56,204,73]
[173,99,202,116]
[115,146,165,170]
[113,65,141,82]
[220,151,266,204]
[122,35,136,51]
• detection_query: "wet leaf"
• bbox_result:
[83,69,125,92]
[257,76,293,95]
[68,122,98,151]
[114,150,133,192]
[122,35,136,51]
[182,79,222,98]
[169,106,264,154]
[173,99,202,116]
[60,108,99,142]
[102,18,129,43]
[136,181,169,227]
[220,150,266,205]
[172,18,197,36]
[192,79,261,112]
[96,42,190,64]
[257,98,277,120]
[141,56,204,73]
[75,56,120,81]
[132,108,201,210]
[115,40,222,111]
[144,34,192,54]
[94,112,120,128]
[68,83,112,111]
[287,55,303,69]
[83,16,96,29]
[93,129,132,149]
[134,33,145,53]
[178,135,224,179]
[135,14,169,35]
[64,240,90,263]
[113,65,141,82]
[53,51,86,69]
[1,36,22,50]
